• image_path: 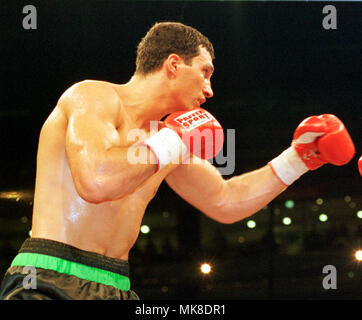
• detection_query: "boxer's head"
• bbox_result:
[135,22,215,110]
[135,22,214,76]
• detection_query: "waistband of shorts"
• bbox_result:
[11,238,130,291]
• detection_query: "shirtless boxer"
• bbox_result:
[0,22,355,300]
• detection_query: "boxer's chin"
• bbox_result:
[190,100,200,109]
[178,98,199,111]
[180,104,196,112]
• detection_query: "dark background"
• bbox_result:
[0,1,361,300]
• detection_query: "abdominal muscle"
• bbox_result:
[31,152,171,261]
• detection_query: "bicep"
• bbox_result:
[62,82,122,194]
[66,112,120,175]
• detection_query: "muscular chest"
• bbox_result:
[115,123,169,201]
[116,121,158,148]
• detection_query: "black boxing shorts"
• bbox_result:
[0,238,139,300]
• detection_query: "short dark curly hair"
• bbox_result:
[135,22,214,75]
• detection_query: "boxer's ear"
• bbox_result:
[164,54,182,79]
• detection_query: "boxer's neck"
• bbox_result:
[119,73,177,130]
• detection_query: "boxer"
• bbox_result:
[0,22,355,300]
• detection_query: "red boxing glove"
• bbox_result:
[293,114,355,170]
[358,156,362,176]
[144,108,224,171]
[163,108,224,160]
[270,114,355,186]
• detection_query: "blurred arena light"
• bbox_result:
[282,217,292,225]
[246,220,256,229]
[0,190,33,201]
[357,210,362,219]
[200,263,211,274]
[355,250,362,261]
[319,214,328,222]
[140,225,150,234]
[285,200,295,209]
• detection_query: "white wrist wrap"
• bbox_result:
[269,146,309,186]
[144,128,188,172]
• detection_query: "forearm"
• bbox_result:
[215,165,286,223]
[166,159,286,224]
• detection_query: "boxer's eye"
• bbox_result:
[202,69,210,78]
[202,67,213,79]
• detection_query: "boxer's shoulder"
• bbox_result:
[58,80,123,121]
[61,79,120,103]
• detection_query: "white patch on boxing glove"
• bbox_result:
[295,131,325,144]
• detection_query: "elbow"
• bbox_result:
[74,169,139,203]
[216,216,241,225]
[73,174,112,204]
[216,214,250,225]
[207,205,253,224]
[205,206,240,224]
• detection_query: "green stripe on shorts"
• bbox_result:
[11,252,130,291]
